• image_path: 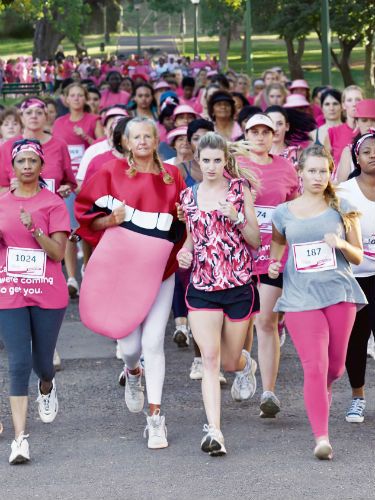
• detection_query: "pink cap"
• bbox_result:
[102,107,129,124]
[354,99,375,119]
[283,94,310,108]
[166,126,188,145]
[289,79,309,90]
[207,70,218,77]
[173,104,199,119]
[132,72,149,82]
[154,81,171,91]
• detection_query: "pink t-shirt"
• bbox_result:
[99,89,130,110]
[83,150,116,183]
[0,135,77,193]
[53,113,100,176]
[0,189,70,309]
[238,154,299,274]
[328,122,355,167]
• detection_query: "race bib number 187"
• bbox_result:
[293,240,337,273]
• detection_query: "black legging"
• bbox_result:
[345,275,375,389]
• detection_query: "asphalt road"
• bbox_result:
[1,296,375,499]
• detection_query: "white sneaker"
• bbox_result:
[259,390,281,418]
[190,358,203,380]
[231,350,257,401]
[367,335,375,360]
[67,277,79,298]
[53,349,62,371]
[201,424,226,456]
[144,410,168,449]
[173,325,190,347]
[37,379,58,423]
[9,432,30,465]
[314,439,333,460]
[125,370,144,413]
[219,370,227,384]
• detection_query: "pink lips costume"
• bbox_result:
[75,158,186,339]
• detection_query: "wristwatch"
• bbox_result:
[32,228,44,238]
[233,212,245,227]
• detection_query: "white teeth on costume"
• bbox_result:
[95,195,173,231]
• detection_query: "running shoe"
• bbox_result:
[53,349,62,371]
[67,277,79,298]
[190,358,203,380]
[9,432,30,465]
[144,410,168,449]
[189,358,226,383]
[231,350,257,401]
[367,335,375,360]
[278,319,286,347]
[345,398,366,423]
[173,325,190,348]
[200,424,227,456]
[314,439,333,460]
[259,390,281,418]
[124,370,144,413]
[37,379,58,424]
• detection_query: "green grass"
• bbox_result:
[178,34,365,90]
[0,32,366,90]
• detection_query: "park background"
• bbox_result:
[0,0,373,95]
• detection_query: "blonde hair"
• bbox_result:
[124,117,173,184]
[342,85,363,104]
[64,82,89,100]
[298,144,360,231]
[265,83,287,105]
[197,132,259,189]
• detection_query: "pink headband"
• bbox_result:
[20,98,47,112]
[11,140,45,163]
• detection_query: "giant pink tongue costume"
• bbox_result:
[75,159,185,339]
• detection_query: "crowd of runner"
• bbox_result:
[0,48,374,465]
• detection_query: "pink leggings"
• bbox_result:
[285,302,357,438]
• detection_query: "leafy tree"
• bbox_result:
[200,0,245,68]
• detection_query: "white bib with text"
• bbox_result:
[6,247,46,278]
[254,205,275,234]
[293,240,337,273]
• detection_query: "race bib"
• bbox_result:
[293,240,337,273]
[363,234,375,260]
[254,205,275,234]
[6,247,46,278]
[68,144,85,166]
[44,178,55,193]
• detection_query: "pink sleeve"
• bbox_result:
[0,143,12,187]
[287,164,299,200]
[48,198,71,235]
[60,143,77,189]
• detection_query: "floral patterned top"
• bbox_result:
[180,178,253,291]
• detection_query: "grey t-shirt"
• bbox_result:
[272,199,367,312]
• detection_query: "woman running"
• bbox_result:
[236,113,299,414]
[178,132,260,456]
[340,131,375,423]
[0,139,70,464]
[310,89,342,147]
[268,144,366,460]
[53,83,103,297]
[75,117,185,450]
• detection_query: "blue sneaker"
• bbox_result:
[346,398,366,423]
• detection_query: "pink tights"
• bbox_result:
[285,302,357,438]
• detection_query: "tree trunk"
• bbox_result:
[33,18,65,60]
[364,29,374,97]
[284,36,305,79]
[330,39,359,87]
[219,33,229,69]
